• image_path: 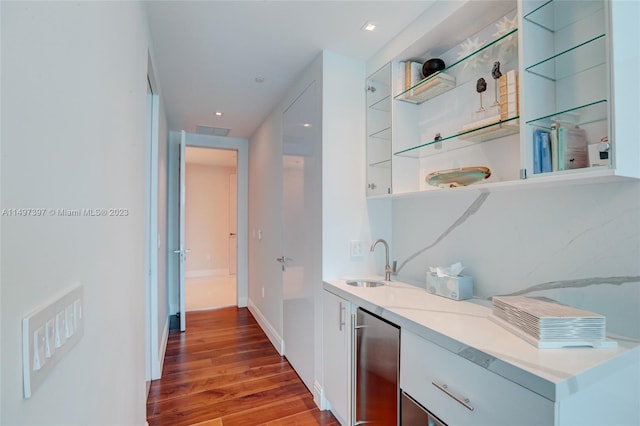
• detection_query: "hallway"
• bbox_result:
[146,308,339,426]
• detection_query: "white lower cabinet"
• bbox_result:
[400,329,554,426]
[322,290,351,425]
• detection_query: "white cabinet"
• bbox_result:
[390,2,522,195]
[401,329,554,426]
[401,329,640,426]
[322,290,351,425]
[368,0,639,197]
[521,0,640,181]
[521,0,609,177]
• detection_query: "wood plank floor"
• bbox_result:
[147,307,340,426]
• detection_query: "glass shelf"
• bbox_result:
[368,159,391,168]
[395,28,518,104]
[368,127,391,140]
[368,95,391,112]
[394,115,520,158]
[524,0,604,33]
[526,99,608,129]
[525,34,605,81]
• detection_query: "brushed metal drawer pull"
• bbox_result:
[432,381,474,411]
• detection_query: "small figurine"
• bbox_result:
[491,61,502,79]
[491,61,502,106]
[476,77,487,111]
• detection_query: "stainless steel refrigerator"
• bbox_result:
[354,308,400,425]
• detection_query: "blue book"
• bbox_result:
[540,131,552,173]
[533,129,543,174]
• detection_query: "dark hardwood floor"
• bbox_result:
[146,307,340,426]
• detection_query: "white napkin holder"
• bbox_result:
[426,272,473,300]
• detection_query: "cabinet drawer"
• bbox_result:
[401,330,554,426]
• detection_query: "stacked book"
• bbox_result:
[533,124,588,174]
[499,70,519,122]
[490,296,616,349]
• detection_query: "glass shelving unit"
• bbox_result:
[366,64,392,196]
[525,34,606,81]
[522,0,609,176]
[394,115,520,158]
[395,28,518,105]
[526,100,607,130]
[523,0,604,33]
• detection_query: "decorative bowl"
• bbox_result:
[425,166,491,188]
[422,58,445,78]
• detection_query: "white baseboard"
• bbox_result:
[155,316,169,379]
[315,380,326,410]
[185,268,229,278]
[247,298,284,356]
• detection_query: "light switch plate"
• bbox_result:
[22,285,84,399]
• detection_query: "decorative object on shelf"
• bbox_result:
[434,133,442,141]
[476,77,487,111]
[457,37,488,69]
[422,58,445,78]
[425,166,491,188]
[491,61,502,106]
[399,72,456,103]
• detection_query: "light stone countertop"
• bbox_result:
[323,278,640,402]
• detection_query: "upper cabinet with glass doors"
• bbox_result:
[522,0,639,181]
[366,63,392,196]
[365,0,639,197]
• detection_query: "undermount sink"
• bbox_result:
[346,279,385,288]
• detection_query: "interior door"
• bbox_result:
[177,130,187,331]
[229,173,237,275]
[281,81,321,392]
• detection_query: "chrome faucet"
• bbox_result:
[370,238,395,281]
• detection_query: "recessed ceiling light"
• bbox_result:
[362,22,376,32]
[303,123,311,128]
[255,76,265,83]
[215,112,223,117]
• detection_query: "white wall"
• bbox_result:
[185,163,235,275]
[1,2,151,424]
[248,49,376,408]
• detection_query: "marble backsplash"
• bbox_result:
[390,181,640,339]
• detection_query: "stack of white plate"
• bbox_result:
[490,296,616,349]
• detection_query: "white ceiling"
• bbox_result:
[144,1,435,139]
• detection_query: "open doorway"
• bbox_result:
[184,146,238,311]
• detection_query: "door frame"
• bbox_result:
[146,54,162,385]
[169,132,249,327]
[229,173,238,276]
